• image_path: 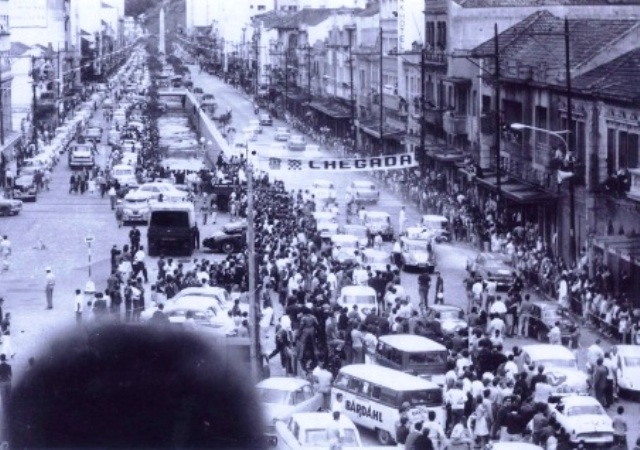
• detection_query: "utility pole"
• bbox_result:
[419,47,426,169]
[31,56,39,153]
[346,25,356,152]
[564,16,576,264]
[246,162,260,379]
[379,27,384,154]
[254,32,260,98]
[304,45,312,102]
[493,24,501,218]
[284,47,289,113]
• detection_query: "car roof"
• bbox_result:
[352,180,374,186]
[558,395,602,406]
[331,234,359,243]
[291,412,357,430]
[366,211,389,217]
[614,345,640,356]
[379,334,447,352]
[427,304,462,312]
[256,377,310,391]
[124,191,149,200]
[491,444,543,450]
[338,364,440,390]
[340,285,376,295]
[421,214,448,221]
[401,238,430,246]
[522,344,576,360]
[364,248,389,257]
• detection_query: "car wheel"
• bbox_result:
[221,242,235,254]
[376,429,393,445]
[0,207,9,217]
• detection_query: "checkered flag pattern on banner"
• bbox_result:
[288,159,302,170]
[269,158,282,170]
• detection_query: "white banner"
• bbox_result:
[259,152,418,172]
[11,0,47,28]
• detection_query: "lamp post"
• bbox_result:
[510,122,575,260]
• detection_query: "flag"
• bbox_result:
[268,158,281,170]
[288,159,302,170]
[557,170,574,184]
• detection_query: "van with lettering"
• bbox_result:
[374,334,448,386]
[331,364,444,446]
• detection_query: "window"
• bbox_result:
[607,128,616,175]
[426,22,435,48]
[618,131,639,169]
[482,95,492,114]
[334,373,350,389]
[257,5,266,10]
[347,377,364,393]
[436,22,447,49]
[371,385,398,406]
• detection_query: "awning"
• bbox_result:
[431,151,466,164]
[593,235,640,264]
[474,175,556,204]
[358,119,404,139]
[284,91,307,102]
[309,100,351,119]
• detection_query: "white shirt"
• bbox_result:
[490,300,507,315]
[75,294,83,313]
[0,239,11,256]
[489,317,505,335]
[133,250,145,263]
[259,306,273,328]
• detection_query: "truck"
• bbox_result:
[68,143,95,170]
[146,201,197,257]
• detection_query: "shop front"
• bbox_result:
[592,235,640,305]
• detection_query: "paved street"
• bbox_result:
[0,63,637,447]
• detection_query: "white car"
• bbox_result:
[247,119,263,134]
[346,180,380,204]
[141,294,233,333]
[330,234,361,265]
[548,395,614,447]
[135,182,187,202]
[615,345,640,396]
[521,344,588,394]
[274,127,291,141]
[256,378,323,436]
[337,285,377,318]
[362,248,392,273]
[311,180,337,205]
[275,412,366,450]
[117,190,150,224]
[340,224,369,248]
[312,211,338,238]
[287,134,306,151]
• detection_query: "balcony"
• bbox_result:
[443,111,467,135]
[424,50,447,68]
[424,107,444,126]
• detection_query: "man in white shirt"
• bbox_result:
[548,321,562,345]
[488,313,506,337]
[312,362,334,410]
[398,206,407,234]
[132,245,148,283]
[0,235,11,271]
[74,288,84,325]
[353,264,369,286]
[587,339,604,369]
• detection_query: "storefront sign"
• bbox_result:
[262,152,418,172]
[11,0,47,28]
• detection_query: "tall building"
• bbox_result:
[0,0,16,184]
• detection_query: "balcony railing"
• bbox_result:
[443,112,467,135]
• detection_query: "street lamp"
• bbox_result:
[510,122,576,262]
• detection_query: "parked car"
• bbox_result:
[614,345,640,397]
[256,378,323,437]
[274,127,291,141]
[363,211,394,241]
[202,221,247,254]
[275,412,369,450]
[400,237,435,272]
[12,174,38,202]
[258,113,272,126]
[466,252,515,290]
[347,180,380,204]
[0,194,23,216]
[525,300,580,348]
[362,248,392,273]
[287,134,306,151]
[339,224,369,248]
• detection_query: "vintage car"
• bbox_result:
[466,252,515,290]
[274,127,291,141]
[521,344,588,394]
[202,221,247,254]
[614,345,640,397]
[420,214,451,242]
[423,304,468,339]
[84,126,103,143]
[0,194,23,216]
[400,237,435,272]
[116,190,151,224]
[525,301,580,348]
[363,211,394,241]
[134,182,187,202]
[258,113,273,126]
[248,119,263,134]
[337,285,377,319]
[311,180,337,206]
[340,224,369,248]
[404,226,435,241]
[275,412,373,450]
[12,174,38,202]
[488,444,543,450]
[330,234,361,266]
[546,395,614,447]
[256,378,323,437]
[346,180,380,205]
[362,248,392,273]
[287,134,306,151]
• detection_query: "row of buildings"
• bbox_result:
[0,0,144,177]
[181,0,640,294]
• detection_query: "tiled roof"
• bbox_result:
[454,0,640,7]
[472,11,639,76]
[101,1,114,8]
[355,1,379,16]
[10,41,31,57]
[573,47,640,102]
[273,7,359,30]
[253,10,291,28]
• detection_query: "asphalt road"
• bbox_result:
[0,63,636,447]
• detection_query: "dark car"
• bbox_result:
[202,220,247,254]
[420,304,469,348]
[258,113,272,126]
[466,252,515,291]
[526,301,580,348]
[12,174,38,202]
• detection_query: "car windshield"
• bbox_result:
[125,198,147,204]
[149,211,189,227]
[343,226,367,238]
[367,216,388,224]
[365,253,389,264]
[535,359,577,369]
[542,309,565,322]
[437,310,461,320]
[356,184,375,191]
[305,429,358,447]
[255,387,290,405]
[565,405,604,416]
[342,295,376,305]
[405,242,429,252]
[408,351,447,365]
[398,388,444,407]
[623,356,640,367]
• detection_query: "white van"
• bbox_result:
[332,364,445,445]
[111,164,137,186]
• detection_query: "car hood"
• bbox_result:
[207,230,234,240]
[545,368,588,390]
[404,250,431,262]
[441,319,468,333]
[618,367,640,387]
[562,415,613,434]
[262,403,292,425]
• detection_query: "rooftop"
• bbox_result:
[10,41,31,57]
[454,0,640,7]
[573,47,640,103]
[472,11,639,81]
[272,7,359,30]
